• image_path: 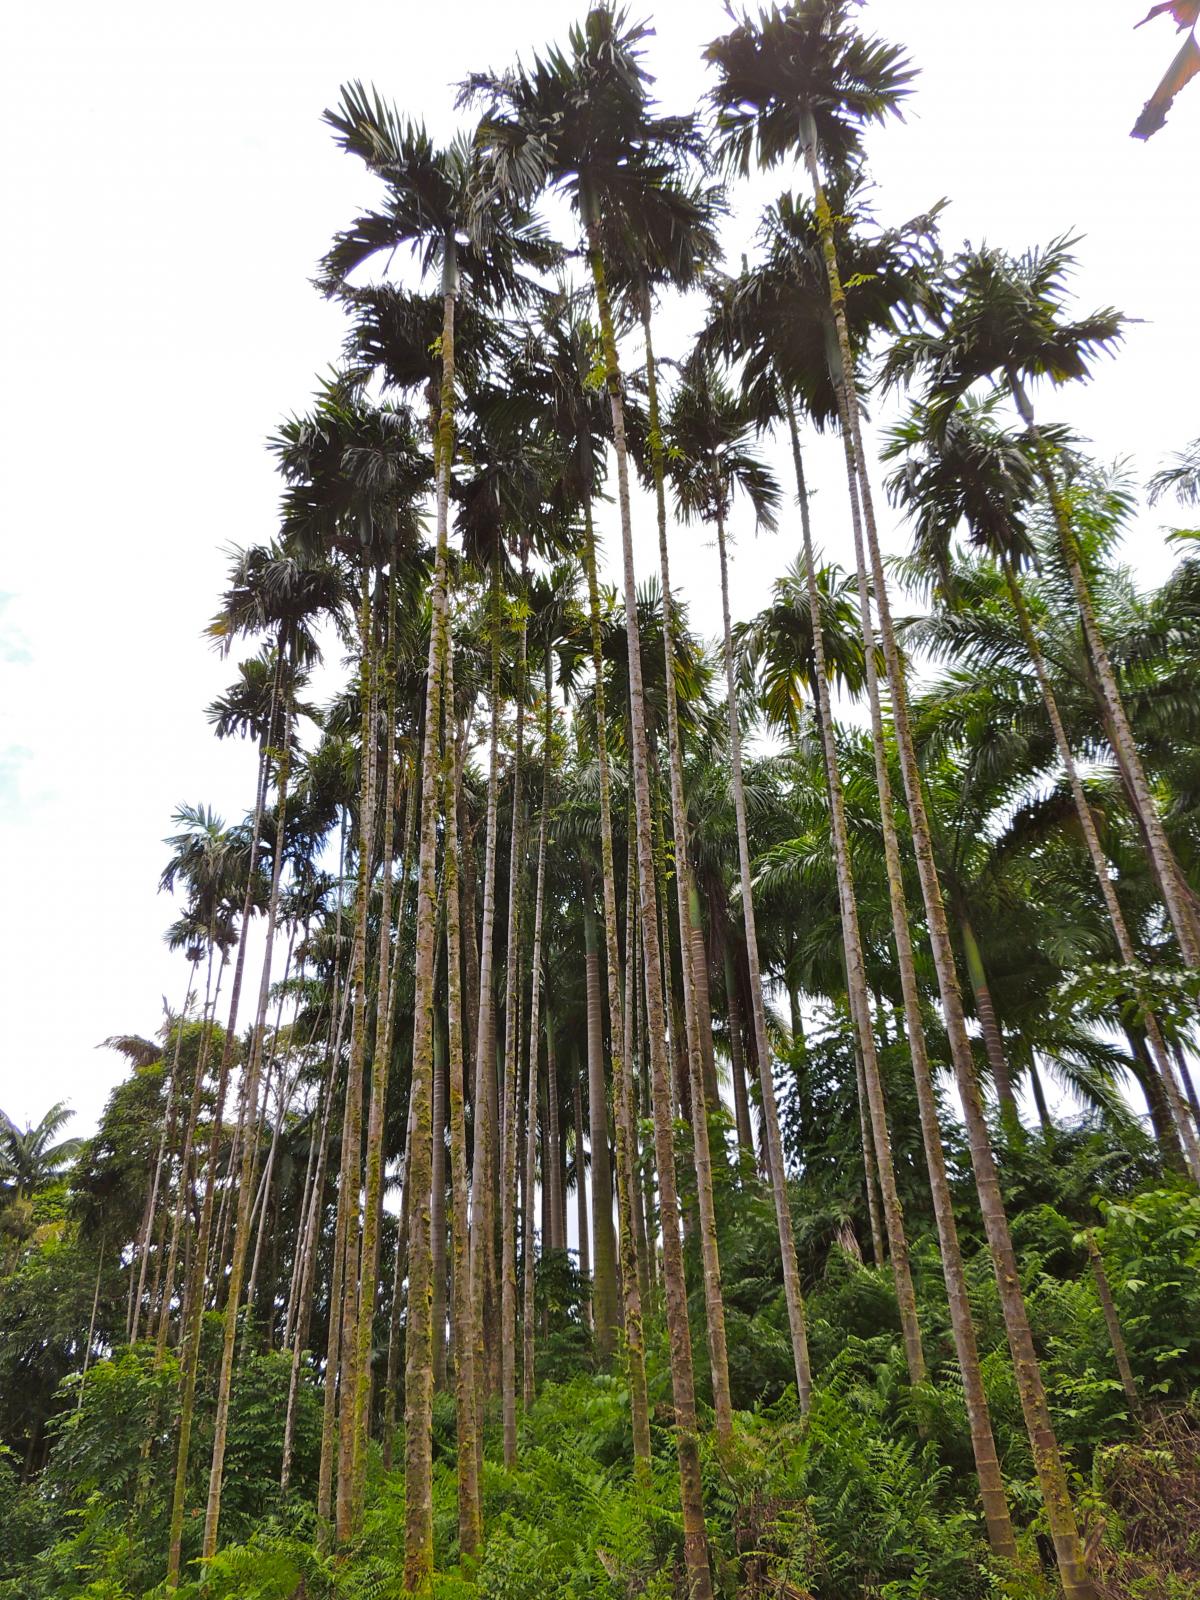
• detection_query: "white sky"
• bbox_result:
[2,1,1197,1136]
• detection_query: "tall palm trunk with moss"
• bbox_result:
[346,560,401,1528]
[1010,380,1200,968]
[522,655,552,1411]
[787,402,1014,1556]
[545,1009,564,1251]
[324,581,379,1545]
[202,674,296,1559]
[166,653,280,1589]
[442,637,483,1552]
[586,213,713,1600]
[712,499,814,1412]
[403,258,457,1592]
[776,439,924,1393]
[282,985,348,1494]
[470,557,504,1430]
[500,585,528,1467]
[1002,561,1200,1182]
[639,292,734,1443]
[580,869,618,1358]
[579,498,652,1474]
[805,145,1096,1600]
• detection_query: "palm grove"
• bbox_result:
[5,6,1200,1598]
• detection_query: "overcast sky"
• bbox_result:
[1,1,1196,1136]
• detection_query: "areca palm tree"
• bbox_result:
[707,6,1089,1589]
[663,353,812,1420]
[199,541,350,1561]
[317,84,552,1578]
[467,14,717,1587]
[887,398,1200,1183]
[886,237,1198,981]
[0,1104,82,1201]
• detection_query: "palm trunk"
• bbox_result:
[806,146,1093,1599]
[581,871,619,1358]
[500,578,528,1467]
[402,262,456,1594]
[791,390,1013,1550]
[431,1013,449,1390]
[203,670,296,1560]
[632,333,735,1426]
[379,777,419,1473]
[545,1011,563,1252]
[713,500,814,1409]
[1011,380,1200,969]
[281,1001,344,1495]
[1003,561,1200,1181]
[78,1239,104,1410]
[722,938,755,1160]
[573,1072,591,1309]
[441,639,482,1553]
[131,973,194,1343]
[348,559,401,1528]
[522,656,551,1411]
[470,557,503,1434]
[1085,1230,1141,1418]
[958,910,1022,1140]
[622,826,650,1309]
[245,927,300,1321]
[330,583,380,1547]
[166,649,279,1589]
[586,218,712,1600]
[579,499,652,1469]
[854,1041,886,1267]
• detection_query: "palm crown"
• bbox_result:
[705,0,916,176]
[0,1103,83,1200]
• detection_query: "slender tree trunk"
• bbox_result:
[348,561,401,1529]
[959,910,1022,1141]
[78,1239,104,1410]
[573,1072,590,1312]
[287,858,352,1501]
[500,572,528,1467]
[432,1014,449,1391]
[402,263,457,1594]
[854,1041,886,1268]
[470,557,503,1437]
[1174,1042,1200,1126]
[1085,1230,1141,1418]
[1003,562,1200,1180]
[204,671,296,1560]
[581,872,619,1360]
[166,650,280,1589]
[621,826,649,1308]
[330,585,380,1547]
[722,938,754,1161]
[713,500,815,1408]
[245,927,301,1321]
[630,333,736,1427]
[578,500,652,1470]
[587,219,712,1600]
[806,146,1093,1598]
[439,641,482,1553]
[545,1010,563,1252]
[522,655,552,1411]
[1011,380,1200,970]
[131,973,194,1343]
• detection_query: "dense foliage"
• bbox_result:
[5,5,1200,1597]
